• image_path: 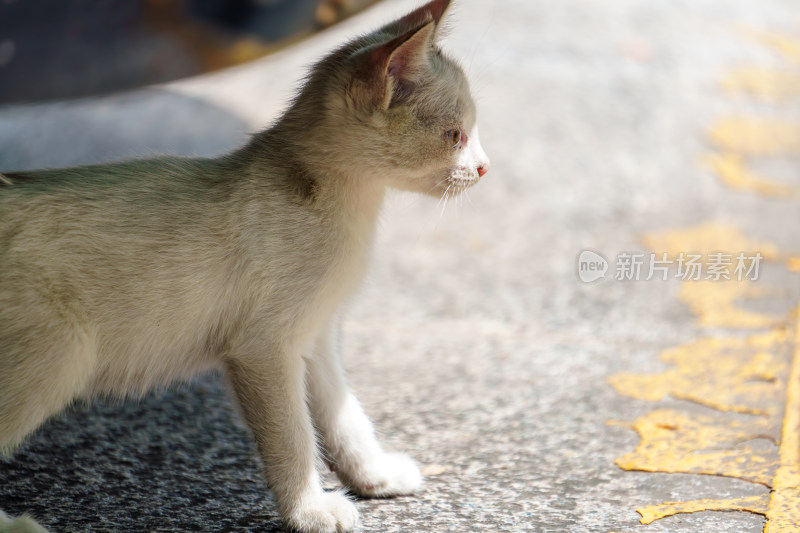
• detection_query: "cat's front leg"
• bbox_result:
[225,344,357,533]
[306,323,422,498]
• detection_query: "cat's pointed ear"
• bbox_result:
[349,0,452,110]
[378,0,454,79]
[403,0,452,28]
[373,18,436,93]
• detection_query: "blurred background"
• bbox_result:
[0,0,377,104]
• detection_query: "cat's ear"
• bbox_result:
[350,0,452,110]
[379,0,453,84]
[373,19,436,102]
[402,0,452,28]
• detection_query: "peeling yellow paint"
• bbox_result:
[709,117,800,156]
[616,223,797,529]
[608,331,788,415]
[611,22,800,531]
[642,223,781,328]
[679,281,779,329]
[705,29,799,198]
[638,494,769,525]
[763,311,800,532]
[642,223,780,262]
[611,296,799,529]
[703,153,798,198]
[615,409,778,485]
[743,29,800,61]
[721,67,800,100]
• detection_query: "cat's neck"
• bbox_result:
[241,125,386,232]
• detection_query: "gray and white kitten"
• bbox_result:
[0,0,489,531]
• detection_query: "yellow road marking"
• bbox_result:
[722,67,800,101]
[705,29,800,199]
[639,495,769,525]
[641,223,781,261]
[615,409,778,485]
[703,153,800,198]
[764,309,800,531]
[610,273,798,527]
[679,280,780,329]
[610,220,799,529]
[709,117,800,156]
[609,22,800,533]
[742,28,800,61]
[609,330,789,416]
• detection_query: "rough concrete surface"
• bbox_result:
[1,1,800,532]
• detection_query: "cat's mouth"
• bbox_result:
[441,168,482,193]
[425,168,481,197]
[446,176,480,191]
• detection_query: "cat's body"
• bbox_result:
[0,1,488,531]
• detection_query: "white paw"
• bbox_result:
[342,452,423,498]
[285,491,358,533]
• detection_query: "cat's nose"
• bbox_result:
[477,163,489,177]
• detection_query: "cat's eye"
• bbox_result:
[444,128,461,149]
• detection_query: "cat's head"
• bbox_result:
[290,0,489,197]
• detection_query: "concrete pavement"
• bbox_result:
[2,0,800,532]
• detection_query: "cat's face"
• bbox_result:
[371,41,490,198]
[299,0,489,197]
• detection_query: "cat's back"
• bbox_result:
[0,157,222,208]
[0,157,233,245]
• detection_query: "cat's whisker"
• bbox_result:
[429,177,450,198]
[464,188,475,208]
[439,185,453,218]
[434,184,449,212]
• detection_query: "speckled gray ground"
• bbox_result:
[2,1,800,532]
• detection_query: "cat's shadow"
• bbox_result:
[0,373,289,532]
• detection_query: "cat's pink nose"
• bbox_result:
[477,164,489,177]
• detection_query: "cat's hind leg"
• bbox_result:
[306,323,422,498]
[0,310,96,455]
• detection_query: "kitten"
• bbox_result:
[0,0,489,531]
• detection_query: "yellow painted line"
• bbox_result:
[742,28,800,61]
[709,117,800,156]
[641,223,781,261]
[638,495,769,525]
[615,409,778,486]
[721,67,800,101]
[642,224,782,328]
[609,330,789,416]
[611,223,799,528]
[703,153,799,198]
[609,20,800,533]
[764,304,800,531]
[679,281,780,329]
